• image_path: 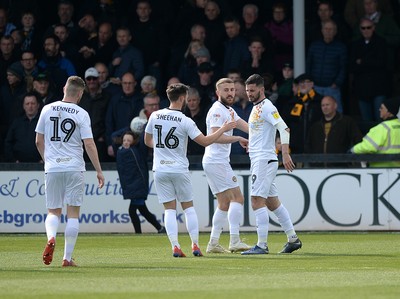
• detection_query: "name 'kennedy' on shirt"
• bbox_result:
[156,114,182,122]
[52,106,80,114]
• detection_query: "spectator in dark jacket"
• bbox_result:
[306,20,347,113]
[349,18,387,121]
[223,16,250,75]
[282,73,323,154]
[105,72,143,158]
[4,92,42,162]
[79,67,111,162]
[307,96,363,167]
[109,26,144,82]
[116,130,165,234]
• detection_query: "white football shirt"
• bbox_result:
[202,101,241,163]
[248,98,283,161]
[145,108,202,172]
[35,101,93,173]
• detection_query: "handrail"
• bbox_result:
[1,154,399,171]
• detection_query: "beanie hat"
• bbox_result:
[382,97,400,116]
[7,64,23,80]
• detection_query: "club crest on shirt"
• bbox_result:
[212,113,221,122]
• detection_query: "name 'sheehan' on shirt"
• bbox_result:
[156,114,182,122]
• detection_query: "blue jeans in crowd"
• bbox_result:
[358,95,385,122]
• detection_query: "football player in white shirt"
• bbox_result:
[36,76,105,266]
[202,78,251,253]
[144,83,236,258]
[241,74,302,255]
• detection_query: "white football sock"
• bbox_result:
[254,207,269,249]
[184,207,199,246]
[228,202,243,244]
[45,214,59,240]
[164,209,179,248]
[63,218,79,261]
[209,208,227,244]
[273,204,298,242]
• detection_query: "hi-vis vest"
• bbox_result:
[353,118,400,167]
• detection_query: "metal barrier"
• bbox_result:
[0,154,399,171]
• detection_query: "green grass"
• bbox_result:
[0,232,399,299]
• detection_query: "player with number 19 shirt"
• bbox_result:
[36,102,93,173]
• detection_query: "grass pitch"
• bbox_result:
[0,232,399,299]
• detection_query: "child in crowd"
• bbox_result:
[116,131,165,234]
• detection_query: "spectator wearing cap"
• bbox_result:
[223,16,251,75]
[4,92,42,163]
[351,96,400,167]
[79,67,112,162]
[193,61,216,111]
[32,73,58,108]
[306,20,347,113]
[276,61,294,109]
[37,34,77,97]
[281,73,323,154]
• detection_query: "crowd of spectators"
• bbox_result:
[1,0,400,164]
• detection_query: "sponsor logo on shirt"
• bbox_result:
[160,160,176,165]
[56,157,72,163]
[271,111,280,119]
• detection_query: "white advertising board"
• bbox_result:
[0,169,399,233]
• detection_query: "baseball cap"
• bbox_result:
[33,72,50,82]
[294,73,313,84]
[197,62,214,73]
[283,61,293,69]
[85,67,99,79]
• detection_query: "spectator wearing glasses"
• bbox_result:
[139,93,160,120]
[349,18,387,121]
[9,50,38,92]
[282,73,323,154]
[79,67,111,162]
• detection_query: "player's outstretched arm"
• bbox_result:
[83,138,105,188]
[194,120,236,147]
